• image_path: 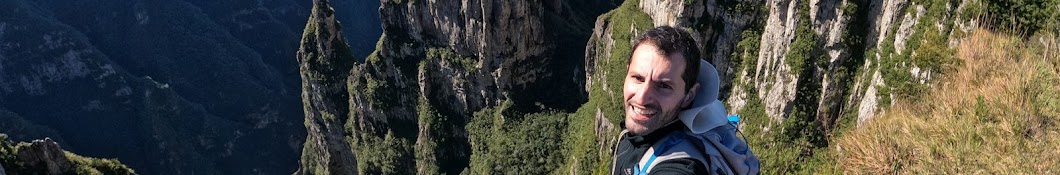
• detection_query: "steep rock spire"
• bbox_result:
[294,0,358,174]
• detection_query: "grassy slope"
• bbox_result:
[832,29,1060,174]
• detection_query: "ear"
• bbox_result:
[681,83,700,108]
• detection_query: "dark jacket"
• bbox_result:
[611,122,709,175]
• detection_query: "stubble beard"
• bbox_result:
[624,103,681,136]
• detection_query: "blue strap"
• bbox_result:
[634,134,684,175]
[728,115,740,128]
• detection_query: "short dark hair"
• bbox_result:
[630,26,700,92]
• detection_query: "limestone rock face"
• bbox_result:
[742,0,801,120]
[847,0,976,126]
[372,0,611,114]
[293,0,358,174]
[721,0,973,128]
[850,0,915,126]
[16,139,73,175]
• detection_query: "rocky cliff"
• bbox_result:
[298,0,984,173]
[294,0,359,174]
[295,0,618,174]
[0,134,136,175]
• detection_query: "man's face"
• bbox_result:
[623,43,697,136]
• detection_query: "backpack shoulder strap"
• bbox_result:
[637,127,760,175]
[634,132,705,174]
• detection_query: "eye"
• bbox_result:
[657,82,672,89]
[630,75,644,83]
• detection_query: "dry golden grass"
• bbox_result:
[833,29,1060,174]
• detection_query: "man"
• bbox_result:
[611,26,759,175]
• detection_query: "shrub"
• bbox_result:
[983,0,1060,36]
[466,102,570,175]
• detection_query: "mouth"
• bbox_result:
[630,104,658,121]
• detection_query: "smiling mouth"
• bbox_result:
[630,105,658,119]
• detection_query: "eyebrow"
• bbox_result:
[630,72,674,84]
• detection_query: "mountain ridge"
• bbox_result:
[0,0,382,174]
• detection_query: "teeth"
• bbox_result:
[633,106,657,115]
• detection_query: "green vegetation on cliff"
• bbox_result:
[877,0,961,105]
[1,134,136,175]
[983,0,1060,36]
[736,0,833,173]
[467,101,570,174]
[327,0,617,174]
[562,0,654,174]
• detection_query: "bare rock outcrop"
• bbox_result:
[15,139,73,175]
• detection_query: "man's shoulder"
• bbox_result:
[646,131,710,174]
